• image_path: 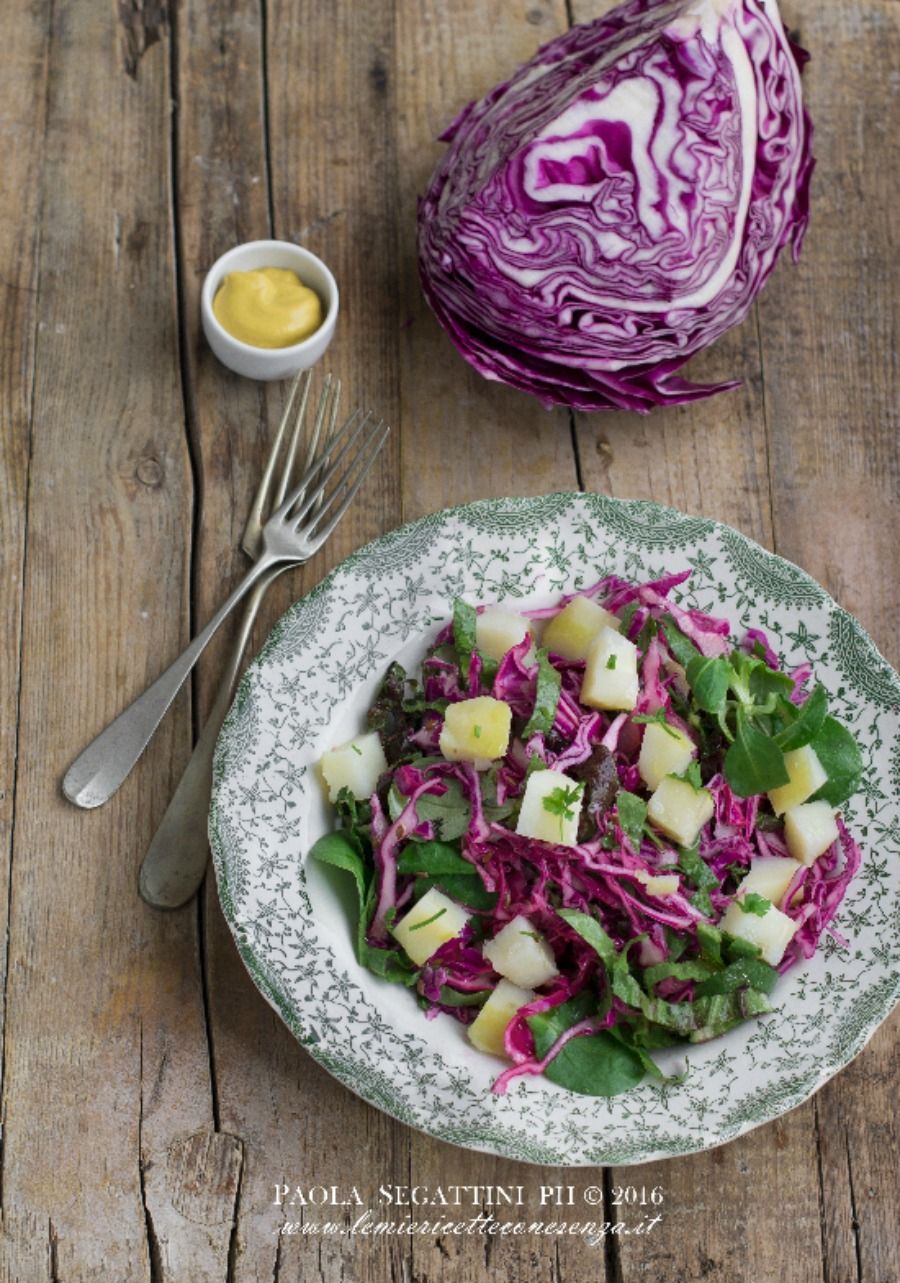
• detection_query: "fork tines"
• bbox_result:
[276,407,390,550]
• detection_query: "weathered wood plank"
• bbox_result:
[757,5,900,1282]
[0,1208,56,1283]
[611,1105,827,1283]
[0,0,892,1279]
[142,1130,244,1281]
[0,0,51,1139]
[0,1,215,1279]
[173,0,276,696]
[574,328,776,544]
[758,0,898,660]
[395,0,579,521]
[391,4,632,1283]
[558,2,826,1279]
[814,1016,899,1283]
[176,0,412,1279]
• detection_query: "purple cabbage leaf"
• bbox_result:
[418,0,814,412]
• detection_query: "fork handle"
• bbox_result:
[62,553,279,809]
[137,565,284,908]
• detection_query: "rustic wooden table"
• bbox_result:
[2,0,897,1279]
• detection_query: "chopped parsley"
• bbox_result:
[542,783,584,839]
[737,892,771,917]
[408,907,447,932]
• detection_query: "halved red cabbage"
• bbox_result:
[417,0,814,413]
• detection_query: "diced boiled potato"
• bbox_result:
[542,596,619,661]
[468,978,536,1057]
[475,607,531,662]
[582,627,639,711]
[738,855,804,907]
[783,801,840,867]
[646,776,714,848]
[638,721,696,792]
[516,768,584,847]
[483,915,559,988]
[392,887,470,967]
[320,731,387,802]
[439,696,511,769]
[634,869,680,897]
[767,745,828,816]
[720,898,799,966]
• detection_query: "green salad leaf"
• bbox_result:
[642,959,717,989]
[390,776,471,842]
[433,986,490,1008]
[397,840,472,876]
[685,654,731,714]
[688,988,772,1042]
[452,598,478,681]
[773,685,828,751]
[527,993,646,1098]
[693,957,777,996]
[673,760,704,791]
[310,833,417,985]
[399,839,497,910]
[661,619,702,668]
[808,715,864,805]
[522,647,562,739]
[616,791,648,848]
[677,842,718,892]
[558,909,617,965]
[696,922,723,965]
[412,873,497,911]
[724,707,789,797]
[308,831,367,906]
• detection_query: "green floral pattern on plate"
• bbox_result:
[209,493,900,1167]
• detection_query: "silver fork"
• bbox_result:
[62,385,389,811]
[137,371,340,908]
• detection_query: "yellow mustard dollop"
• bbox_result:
[213,267,323,348]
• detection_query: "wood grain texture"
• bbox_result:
[173,0,276,692]
[241,4,414,1272]
[758,0,899,662]
[756,6,899,1281]
[563,3,821,1280]
[0,0,896,1279]
[814,1018,899,1283]
[0,1,213,1279]
[0,0,50,1156]
[392,4,619,1283]
[395,0,579,520]
[0,5,53,1281]
[178,1,412,1280]
[143,1131,244,1281]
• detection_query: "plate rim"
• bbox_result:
[209,490,900,1166]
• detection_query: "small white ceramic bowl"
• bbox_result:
[201,239,339,381]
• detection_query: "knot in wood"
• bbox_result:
[136,455,164,488]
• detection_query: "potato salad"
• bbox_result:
[311,572,862,1098]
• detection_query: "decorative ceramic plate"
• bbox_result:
[209,493,899,1166]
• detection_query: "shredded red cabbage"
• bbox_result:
[325,569,862,1097]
